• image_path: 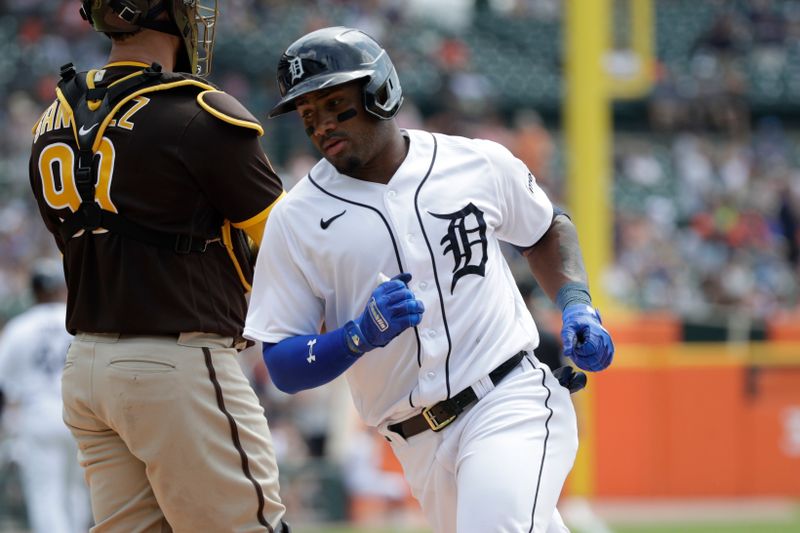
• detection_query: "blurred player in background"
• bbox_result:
[0,259,91,533]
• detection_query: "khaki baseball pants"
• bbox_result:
[62,332,286,532]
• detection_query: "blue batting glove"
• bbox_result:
[561,304,614,372]
[344,273,425,354]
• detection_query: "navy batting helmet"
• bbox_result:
[269,27,403,120]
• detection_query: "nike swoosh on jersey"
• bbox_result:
[320,210,346,229]
[78,123,100,136]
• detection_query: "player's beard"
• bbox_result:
[336,155,362,175]
[325,134,368,176]
[324,119,390,179]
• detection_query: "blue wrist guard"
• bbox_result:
[555,281,592,312]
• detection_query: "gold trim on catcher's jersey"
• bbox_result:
[233,191,286,245]
[196,90,264,136]
[233,191,286,230]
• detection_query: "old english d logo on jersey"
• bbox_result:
[430,202,488,294]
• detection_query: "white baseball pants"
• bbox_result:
[381,354,578,533]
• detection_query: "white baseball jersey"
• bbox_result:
[0,302,71,433]
[245,129,554,427]
[0,302,91,533]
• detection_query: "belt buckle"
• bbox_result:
[422,405,457,432]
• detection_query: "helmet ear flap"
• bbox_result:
[363,65,403,119]
[80,0,160,33]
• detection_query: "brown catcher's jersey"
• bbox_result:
[29,63,284,338]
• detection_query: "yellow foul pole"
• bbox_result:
[564,0,654,499]
[565,0,612,311]
[564,0,611,498]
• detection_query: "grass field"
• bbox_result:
[293,520,800,533]
[2,512,799,532]
[292,501,800,533]
[613,522,800,533]
[294,526,800,533]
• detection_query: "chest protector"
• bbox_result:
[55,62,257,291]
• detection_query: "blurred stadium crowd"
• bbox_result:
[1,0,800,524]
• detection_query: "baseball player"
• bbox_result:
[28,1,288,531]
[246,27,615,533]
[0,259,91,533]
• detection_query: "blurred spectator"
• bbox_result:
[753,115,791,170]
[687,50,749,136]
[622,142,665,187]
[512,109,556,192]
[672,134,715,213]
[648,64,690,133]
[778,181,800,267]
[693,11,747,59]
[408,0,473,31]
[744,0,787,48]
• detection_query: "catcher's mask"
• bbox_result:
[269,26,403,120]
[80,0,218,76]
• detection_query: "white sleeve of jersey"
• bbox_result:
[244,205,324,344]
[480,140,554,248]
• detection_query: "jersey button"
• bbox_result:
[419,281,428,290]
[406,233,414,242]
[387,190,397,198]
[426,371,436,379]
[426,329,437,338]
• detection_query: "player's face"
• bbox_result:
[295,82,384,176]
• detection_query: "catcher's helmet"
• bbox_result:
[269,27,403,120]
[79,0,218,76]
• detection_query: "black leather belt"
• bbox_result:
[388,351,525,439]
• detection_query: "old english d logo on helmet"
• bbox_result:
[277,56,329,95]
[269,26,404,120]
[288,58,305,83]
